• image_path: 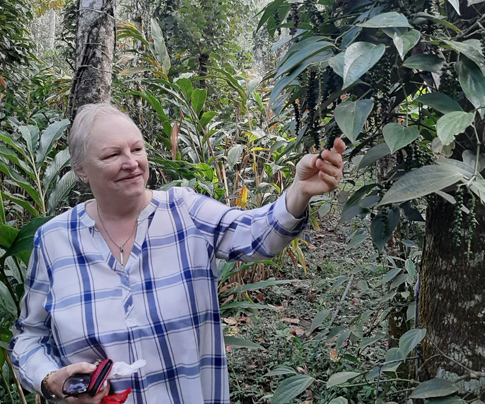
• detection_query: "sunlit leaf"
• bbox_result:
[177,78,193,101]
[150,18,171,75]
[343,42,386,88]
[379,165,464,205]
[383,123,420,153]
[409,378,458,399]
[436,111,475,146]
[334,99,374,143]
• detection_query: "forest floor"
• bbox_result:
[224,211,383,404]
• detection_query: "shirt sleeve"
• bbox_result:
[9,228,62,395]
[184,188,309,262]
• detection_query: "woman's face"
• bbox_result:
[77,114,149,201]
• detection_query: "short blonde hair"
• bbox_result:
[69,103,136,179]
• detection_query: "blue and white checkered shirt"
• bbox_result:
[10,188,307,403]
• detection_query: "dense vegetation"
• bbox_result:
[1,0,485,403]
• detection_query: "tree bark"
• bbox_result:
[419,193,485,394]
[68,0,116,119]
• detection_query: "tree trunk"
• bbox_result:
[419,193,485,396]
[68,0,116,119]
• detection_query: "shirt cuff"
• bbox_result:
[274,192,309,235]
[33,365,60,398]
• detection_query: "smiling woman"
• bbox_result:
[9,103,345,404]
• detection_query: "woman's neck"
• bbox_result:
[89,189,152,221]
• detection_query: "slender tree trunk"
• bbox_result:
[419,193,485,395]
[68,0,116,119]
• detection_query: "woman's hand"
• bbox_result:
[286,138,346,217]
[45,362,109,403]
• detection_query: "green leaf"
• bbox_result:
[271,374,314,404]
[0,131,27,158]
[266,366,297,377]
[150,18,171,75]
[137,90,172,137]
[227,145,245,168]
[378,165,464,205]
[47,170,77,216]
[1,190,39,217]
[326,371,361,388]
[378,268,402,286]
[219,301,274,312]
[340,184,378,223]
[230,279,294,293]
[3,216,53,259]
[383,347,404,372]
[399,328,426,357]
[176,78,193,101]
[18,125,37,155]
[334,99,374,143]
[444,39,485,76]
[223,336,264,350]
[403,54,445,73]
[200,111,217,127]
[36,119,69,169]
[0,224,19,250]
[357,143,391,169]
[456,58,485,117]
[371,206,400,252]
[436,111,475,146]
[409,378,459,399]
[343,42,386,89]
[393,29,420,60]
[383,123,420,153]
[416,93,463,114]
[0,192,4,224]
[0,281,17,318]
[310,309,331,333]
[357,12,412,28]
[429,396,466,403]
[328,398,348,404]
[43,148,71,190]
[0,162,42,209]
[276,40,334,78]
[192,89,207,116]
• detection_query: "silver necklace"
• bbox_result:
[96,204,138,266]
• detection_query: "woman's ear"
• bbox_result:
[75,167,88,183]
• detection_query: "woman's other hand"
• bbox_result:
[46,362,109,403]
[286,138,346,217]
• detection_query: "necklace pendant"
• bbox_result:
[120,247,124,266]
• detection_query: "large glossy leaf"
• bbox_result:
[357,12,411,28]
[403,54,445,73]
[135,90,172,136]
[0,282,17,318]
[444,39,485,76]
[276,40,334,78]
[191,89,207,117]
[399,328,426,357]
[271,374,314,404]
[176,78,193,101]
[150,18,170,75]
[0,144,35,180]
[357,143,391,169]
[383,123,420,153]
[36,119,69,169]
[0,224,18,250]
[1,190,39,217]
[227,145,245,168]
[327,372,361,388]
[436,111,475,146]
[0,131,27,157]
[329,52,345,78]
[334,99,374,143]
[47,170,77,215]
[3,216,52,259]
[393,29,420,60]
[416,93,463,114]
[456,58,485,117]
[383,347,404,372]
[371,206,400,252]
[343,42,386,89]
[43,148,71,190]
[379,165,464,205]
[18,125,38,155]
[223,336,264,350]
[409,378,458,399]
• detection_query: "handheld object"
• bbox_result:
[62,359,113,397]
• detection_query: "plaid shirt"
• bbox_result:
[10,188,307,404]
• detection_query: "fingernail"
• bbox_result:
[88,364,97,370]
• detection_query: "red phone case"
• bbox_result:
[88,358,113,396]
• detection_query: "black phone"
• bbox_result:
[62,373,92,396]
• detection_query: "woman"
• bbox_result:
[10,103,345,403]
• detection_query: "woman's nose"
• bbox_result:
[122,153,138,169]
